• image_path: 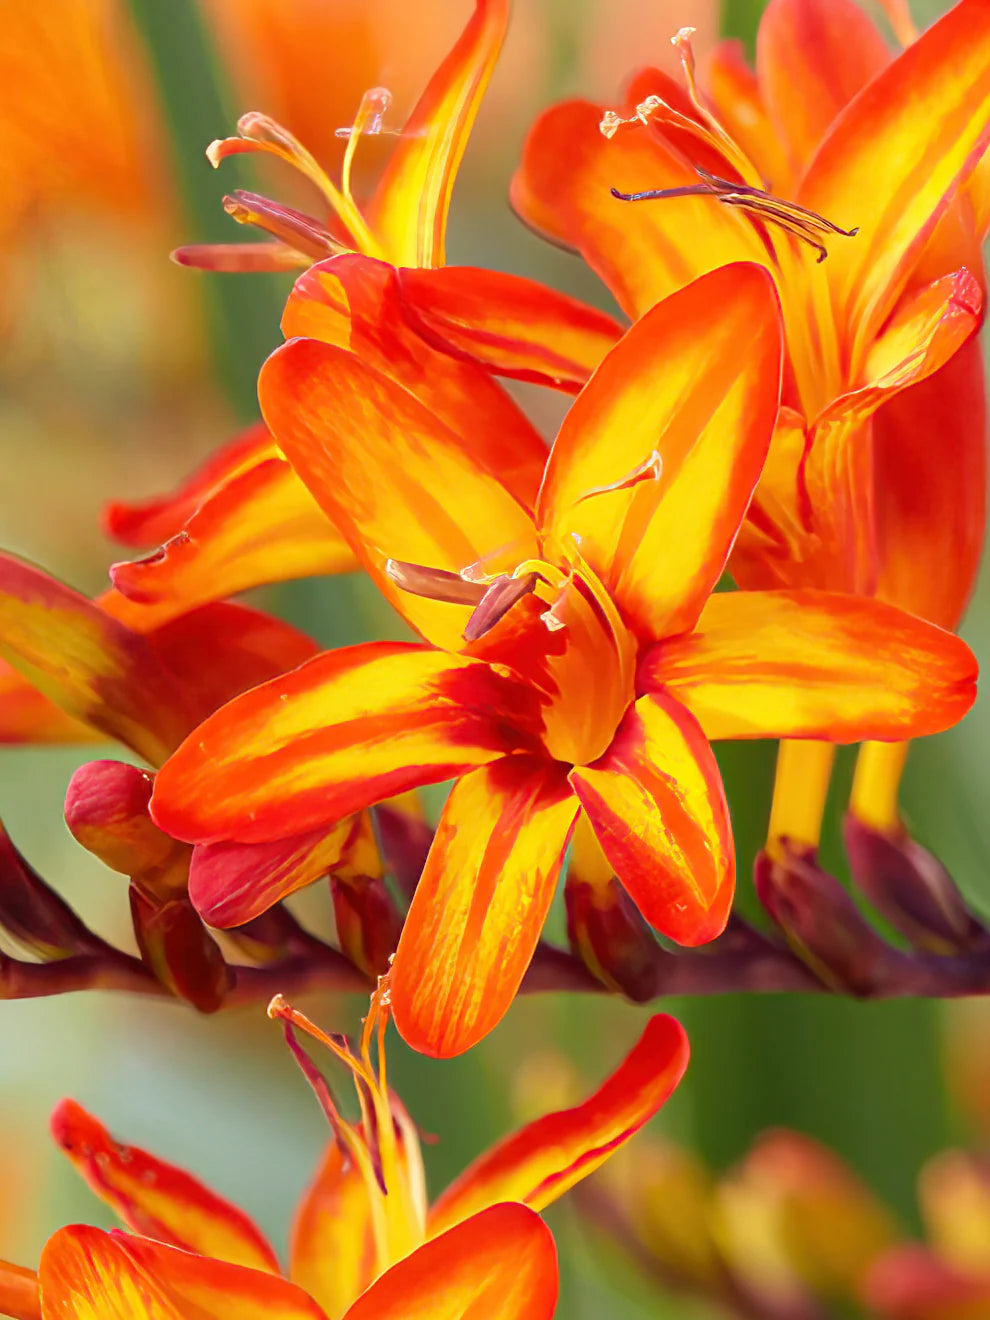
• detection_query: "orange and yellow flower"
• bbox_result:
[148,262,976,1056]
[511,0,990,861]
[0,991,689,1319]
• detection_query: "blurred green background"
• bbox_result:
[0,1,986,1316]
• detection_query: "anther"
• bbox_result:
[385,559,487,607]
[463,573,538,642]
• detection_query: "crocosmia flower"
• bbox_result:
[0,988,689,1319]
[511,0,990,862]
[150,263,976,1056]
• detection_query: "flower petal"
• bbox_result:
[259,335,538,648]
[511,99,766,319]
[0,662,102,745]
[570,692,733,947]
[391,758,578,1057]
[538,264,782,640]
[395,265,621,392]
[799,0,990,363]
[649,588,978,742]
[701,40,793,193]
[38,1226,327,1320]
[151,644,543,846]
[289,1144,375,1319]
[279,255,547,509]
[863,1244,990,1320]
[816,267,982,430]
[342,1204,557,1320]
[428,1013,688,1235]
[102,424,275,548]
[755,0,891,176]
[873,336,987,629]
[110,456,356,617]
[50,1101,278,1273]
[367,0,509,268]
[187,818,363,928]
[0,555,188,764]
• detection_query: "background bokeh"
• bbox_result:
[0,1,985,1315]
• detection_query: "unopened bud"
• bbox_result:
[919,1151,990,1273]
[862,1244,990,1320]
[331,872,402,980]
[374,799,433,899]
[565,872,659,1002]
[0,821,105,959]
[755,842,894,995]
[65,761,187,888]
[129,886,232,1012]
[844,815,986,954]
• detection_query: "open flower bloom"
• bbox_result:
[0,990,690,1319]
[150,262,976,1055]
[177,0,506,272]
[511,0,990,864]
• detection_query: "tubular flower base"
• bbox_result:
[511,0,990,920]
[582,1127,990,1320]
[151,262,976,1055]
[0,987,690,1320]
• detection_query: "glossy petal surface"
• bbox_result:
[428,1013,689,1234]
[259,336,538,648]
[391,758,579,1057]
[38,1226,326,1320]
[571,692,733,946]
[50,1102,278,1273]
[650,589,978,742]
[342,1203,557,1320]
[151,644,543,845]
[538,264,782,640]
[396,265,621,392]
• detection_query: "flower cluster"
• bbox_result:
[0,0,988,1312]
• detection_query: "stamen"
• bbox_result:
[611,167,858,263]
[876,0,919,45]
[339,87,395,206]
[463,573,538,642]
[222,191,347,259]
[385,559,487,607]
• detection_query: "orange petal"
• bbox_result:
[395,266,621,392]
[873,336,987,629]
[279,255,547,510]
[650,588,978,742]
[50,1101,278,1273]
[863,1244,990,1320]
[188,818,362,928]
[755,0,891,177]
[391,758,578,1057]
[700,40,793,194]
[570,692,733,947]
[151,644,544,846]
[0,554,188,764]
[342,1203,557,1320]
[799,0,990,364]
[511,99,766,319]
[816,267,982,430]
[141,602,320,734]
[538,264,782,640]
[110,456,356,617]
[103,424,275,548]
[259,336,538,649]
[0,661,103,745]
[367,0,509,268]
[38,1225,327,1320]
[289,1144,375,1319]
[428,1013,689,1235]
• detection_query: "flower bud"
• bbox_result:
[0,821,105,959]
[129,886,232,1012]
[65,760,187,890]
[844,814,986,954]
